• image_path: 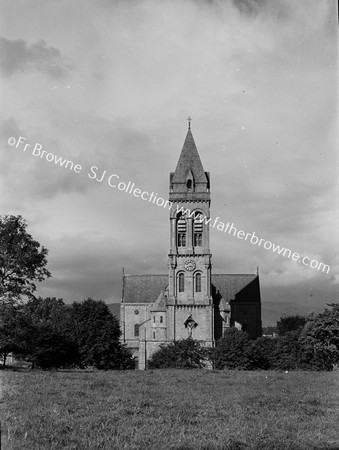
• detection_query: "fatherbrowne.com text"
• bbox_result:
[176,206,330,274]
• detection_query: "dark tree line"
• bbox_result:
[148,306,339,371]
[0,297,134,370]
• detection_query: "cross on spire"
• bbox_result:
[187,116,192,129]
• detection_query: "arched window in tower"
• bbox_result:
[178,273,185,293]
[195,273,202,293]
[160,315,163,323]
[177,214,186,247]
[187,179,192,190]
[134,324,139,337]
[193,212,203,247]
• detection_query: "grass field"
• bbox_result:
[0,369,338,450]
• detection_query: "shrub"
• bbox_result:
[211,328,252,370]
[298,305,339,371]
[26,326,78,369]
[246,336,277,370]
[270,330,301,370]
[148,338,209,369]
[277,315,307,336]
[67,299,134,370]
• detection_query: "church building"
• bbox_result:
[120,122,262,369]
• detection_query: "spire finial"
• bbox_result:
[187,116,192,130]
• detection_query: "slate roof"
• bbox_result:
[212,274,260,303]
[122,273,260,305]
[122,274,168,304]
[150,290,168,311]
[171,129,209,184]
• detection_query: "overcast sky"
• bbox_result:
[0,0,337,324]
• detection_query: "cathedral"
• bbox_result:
[120,123,262,369]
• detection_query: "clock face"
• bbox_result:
[184,259,196,271]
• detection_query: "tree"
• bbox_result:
[0,303,22,367]
[11,297,78,369]
[276,315,306,337]
[1,296,134,370]
[66,298,134,370]
[0,215,51,302]
[298,304,339,371]
[246,337,277,370]
[148,338,209,369]
[14,320,78,370]
[270,330,301,370]
[22,297,68,334]
[210,328,253,370]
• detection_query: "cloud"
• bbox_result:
[0,110,171,203]
[0,116,23,140]
[0,36,72,77]
[231,0,270,16]
[0,116,91,202]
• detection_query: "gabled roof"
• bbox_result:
[172,129,208,184]
[150,290,167,311]
[121,273,260,305]
[122,274,168,304]
[212,274,260,303]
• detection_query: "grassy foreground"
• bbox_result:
[0,369,338,449]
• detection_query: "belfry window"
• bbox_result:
[160,316,163,323]
[134,324,139,337]
[178,273,185,293]
[187,179,192,190]
[193,212,203,247]
[195,273,201,293]
[177,215,187,247]
[194,233,202,246]
[178,233,186,247]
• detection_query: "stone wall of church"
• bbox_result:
[149,311,167,341]
[122,303,170,369]
[167,305,214,343]
[121,303,150,344]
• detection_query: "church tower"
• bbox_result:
[120,120,262,369]
[167,119,214,345]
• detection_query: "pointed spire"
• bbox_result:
[172,127,208,184]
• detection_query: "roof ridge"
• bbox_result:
[124,273,167,277]
[213,273,257,276]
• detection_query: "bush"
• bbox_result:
[26,326,78,369]
[269,330,301,370]
[67,299,134,370]
[246,336,277,370]
[298,305,339,371]
[6,297,134,370]
[277,315,307,336]
[211,328,253,370]
[148,338,209,369]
